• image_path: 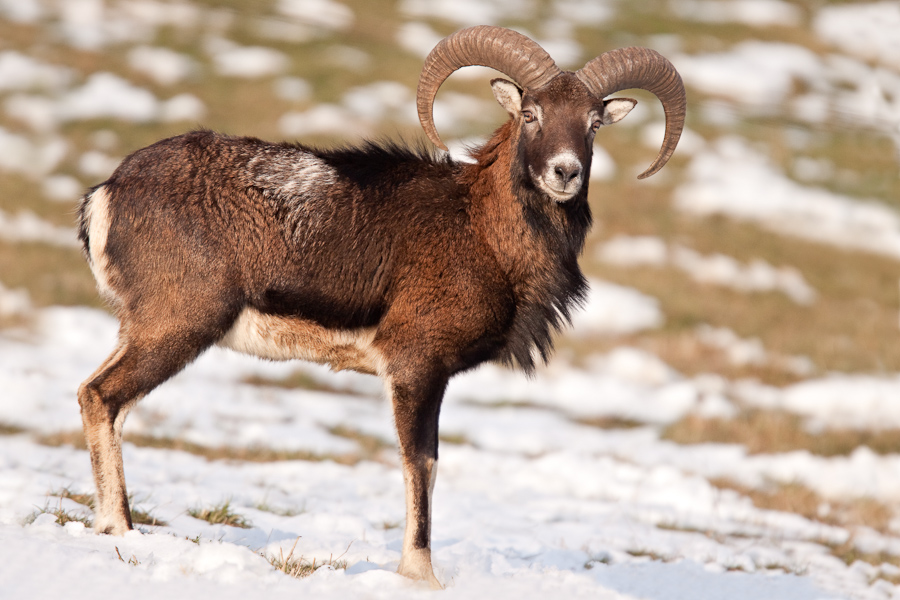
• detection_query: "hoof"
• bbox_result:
[92,516,132,536]
[398,548,443,590]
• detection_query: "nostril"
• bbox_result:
[554,165,581,184]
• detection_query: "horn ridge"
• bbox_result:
[416,25,561,151]
[577,47,686,179]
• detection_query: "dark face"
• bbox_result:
[491,74,636,203]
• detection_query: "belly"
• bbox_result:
[218,308,384,375]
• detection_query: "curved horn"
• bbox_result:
[417,25,561,151]
[577,47,686,179]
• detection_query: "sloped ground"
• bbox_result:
[1,1,899,598]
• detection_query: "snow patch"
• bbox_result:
[674,137,900,259]
[670,0,802,27]
[128,46,198,86]
[0,128,67,178]
[0,209,78,248]
[0,281,30,317]
[598,234,817,305]
[398,0,538,26]
[571,279,664,336]
[0,51,73,92]
[276,0,354,31]
[815,2,900,70]
[674,41,821,107]
[206,39,289,79]
[589,145,616,180]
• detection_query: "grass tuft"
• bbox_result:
[264,537,350,579]
[241,372,351,394]
[52,487,94,509]
[662,410,900,457]
[25,501,92,528]
[710,478,894,534]
[188,500,252,529]
[50,487,167,527]
[255,501,304,518]
[115,546,141,566]
[36,429,375,466]
[0,422,26,435]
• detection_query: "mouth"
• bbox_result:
[534,174,580,203]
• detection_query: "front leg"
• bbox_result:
[387,370,446,590]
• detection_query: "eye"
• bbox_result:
[591,120,602,132]
[522,110,536,123]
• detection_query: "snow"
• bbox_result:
[0,0,41,23]
[2,2,900,598]
[0,209,78,248]
[553,0,617,26]
[6,73,207,131]
[572,279,665,336]
[0,51,73,93]
[398,0,538,27]
[590,145,617,180]
[0,280,30,316]
[206,39,290,79]
[815,2,900,70]
[738,375,900,431]
[342,81,415,123]
[674,39,900,155]
[674,41,822,107]
[46,0,201,49]
[280,104,366,139]
[696,325,814,376]
[274,77,313,103]
[396,21,443,58]
[58,72,179,122]
[128,46,198,86]
[42,174,83,203]
[277,0,355,31]
[642,122,705,156]
[598,235,817,305]
[670,0,802,27]
[2,297,900,598]
[0,127,68,178]
[78,150,121,180]
[159,93,206,123]
[675,137,900,259]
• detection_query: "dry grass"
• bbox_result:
[241,371,358,395]
[115,546,141,566]
[438,432,472,445]
[0,423,26,435]
[0,242,100,309]
[52,487,94,509]
[51,486,167,527]
[265,537,350,579]
[327,425,394,461]
[662,410,900,457]
[25,499,92,528]
[575,416,647,430]
[255,501,304,518]
[37,427,391,466]
[711,478,894,534]
[826,541,900,583]
[571,331,809,387]
[188,500,252,529]
[581,166,900,378]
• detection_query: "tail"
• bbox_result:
[77,185,117,303]
[77,184,102,264]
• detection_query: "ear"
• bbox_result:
[491,78,523,117]
[601,98,637,125]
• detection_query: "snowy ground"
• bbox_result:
[2,1,900,599]
[1,300,899,599]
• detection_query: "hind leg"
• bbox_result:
[78,322,223,534]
